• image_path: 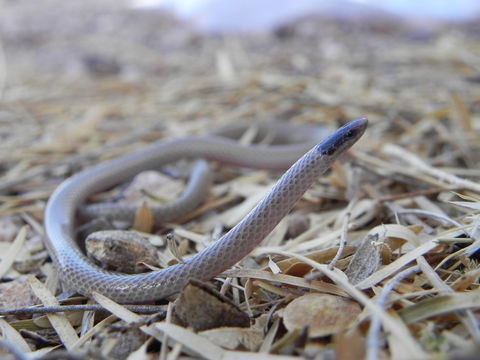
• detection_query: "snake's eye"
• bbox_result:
[320,144,337,156]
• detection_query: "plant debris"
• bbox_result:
[174,280,251,332]
[1,1,480,359]
[85,230,160,273]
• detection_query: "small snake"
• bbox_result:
[44,118,367,303]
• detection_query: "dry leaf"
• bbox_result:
[0,318,31,353]
[124,170,184,203]
[275,247,356,277]
[200,326,264,350]
[0,225,28,279]
[346,232,383,285]
[0,216,24,242]
[333,327,365,360]
[399,289,480,324]
[174,280,250,331]
[133,202,154,233]
[281,293,361,337]
[0,275,38,311]
[27,276,79,349]
[87,324,148,359]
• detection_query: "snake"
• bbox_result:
[44,118,367,303]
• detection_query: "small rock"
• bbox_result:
[85,230,159,273]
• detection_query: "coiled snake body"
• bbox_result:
[44,118,367,303]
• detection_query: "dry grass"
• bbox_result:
[1,2,480,359]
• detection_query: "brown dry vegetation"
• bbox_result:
[1,1,480,359]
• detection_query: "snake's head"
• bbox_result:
[317,118,368,157]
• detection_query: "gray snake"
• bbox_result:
[44,118,367,303]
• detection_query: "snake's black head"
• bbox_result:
[316,118,368,157]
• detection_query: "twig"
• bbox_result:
[328,197,357,270]
[382,144,480,193]
[0,304,167,316]
[397,209,464,228]
[39,351,86,360]
[376,187,453,202]
[416,256,480,344]
[366,265,420,360]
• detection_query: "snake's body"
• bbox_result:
[44,119,367,303]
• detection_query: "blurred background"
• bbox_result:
[0,0,479,178]
[136,0,480,32]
